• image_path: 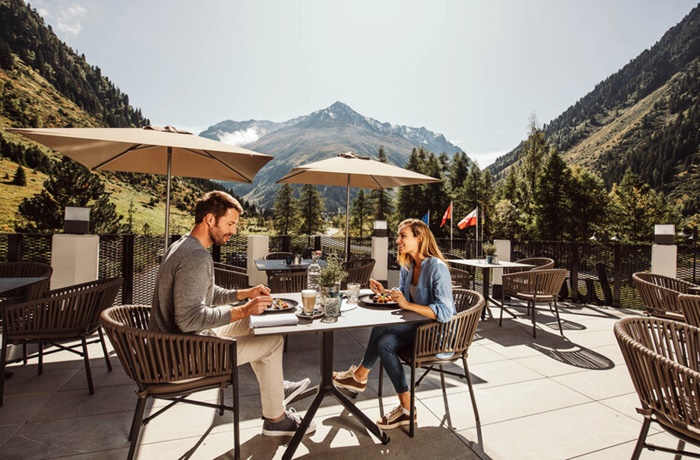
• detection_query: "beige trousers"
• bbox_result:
[214,318,285,419]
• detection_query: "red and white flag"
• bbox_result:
[440,202,452,227]
[458,208,478,230]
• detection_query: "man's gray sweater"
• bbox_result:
[150,235,238,334]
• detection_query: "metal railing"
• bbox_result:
[1,233,697,311]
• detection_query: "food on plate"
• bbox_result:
[272,299,289,309]
[372,293,393,303]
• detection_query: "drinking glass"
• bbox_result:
[301,289,317,315]
[347,282,361,304]
[321,290,342,323]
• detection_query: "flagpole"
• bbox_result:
[450,200,453,251]
[476,206,479,258]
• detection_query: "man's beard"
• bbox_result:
[209,228,230,246]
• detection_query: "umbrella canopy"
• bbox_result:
[277,152,441,257]
[6,126,274,249]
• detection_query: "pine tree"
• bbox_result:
[447,151,469,194]
[15,157,123,233]
[11,165,26,185]
[395,148,424,221]
[519,116,549,216]
[568,167,609,241]
[533,149,572,240]
[297,184,325,237]
[420,150,447,231]
[369,146,394,222]
[608,169,667,242]
[273,183,296,236]
[350,189,372,237]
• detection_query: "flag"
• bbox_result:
[458,208,478,229]
[440,203,452,227]
[421,211,430,225]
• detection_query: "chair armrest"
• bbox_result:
[413,304,483,360]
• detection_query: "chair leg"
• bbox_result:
[23,343,27,365]
[128,397,148,460]
[631,417,652,460]
[0,341,7,407]
[98,328,112,372]
[531,301,537,338]
[463,357,480,423]
[409,363,416,438]
[38,343,44,375]
[81,337,95,394]
[232,374,240,460]
[499,299,505,326]
[552,300,564,336]
[378,362,384,397]
[218,387,225,416]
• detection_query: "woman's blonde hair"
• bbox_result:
[396,218,446,269]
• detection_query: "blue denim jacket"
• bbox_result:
[398,257,454,323]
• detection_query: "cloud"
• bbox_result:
[468,150,509,168]
[35,1,86,38]
[219,128,261,146]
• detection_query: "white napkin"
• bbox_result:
[249,313,299,328]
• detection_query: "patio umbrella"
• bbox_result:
[6,126,273,250]
[277,151,441,257]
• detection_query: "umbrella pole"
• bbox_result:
[164,147,172,253]
[345,176,350,261]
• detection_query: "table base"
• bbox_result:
[282,330,390,459]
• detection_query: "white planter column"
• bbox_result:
[248,235,269,286]
[492,239,511,299]
[371,236,389,286]
[51,234,99,289]
[651,245,677,278]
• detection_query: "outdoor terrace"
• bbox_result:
[2,301,696,459]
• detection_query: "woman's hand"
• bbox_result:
[369,278,385,295]
[389,288,408,309]
[238,284,271,301]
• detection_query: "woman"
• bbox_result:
[333,218,454,430]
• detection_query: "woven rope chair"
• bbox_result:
[615,316,700,459]
[268,271,308,294]
[100,305,239,460]
[443,253,474,284]
[503,257,555,275]
[632,272,698,321]
[680,294,700,328]
[0,276,122,406]
[342,258,375,289]
[449,266,471,290]
[378,289,485,437]
[264,252,293,260]
[0,262,53,301]
[213,262,249,290]
[501,268,567,337]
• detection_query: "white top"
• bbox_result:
[253,289,429,336]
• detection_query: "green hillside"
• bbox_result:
[0,0,257,234]
[490,4,700,216]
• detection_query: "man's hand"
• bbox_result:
[237,284,271,301]
[231,294,272,322]
[243,295,273,316]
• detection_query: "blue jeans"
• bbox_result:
[361,323,416,394]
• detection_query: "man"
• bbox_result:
[150,190,314,436]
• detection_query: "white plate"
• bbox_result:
[341,302,357,312]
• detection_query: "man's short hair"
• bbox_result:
[194,191,243,223]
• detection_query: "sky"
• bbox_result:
[32,0,699,167]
